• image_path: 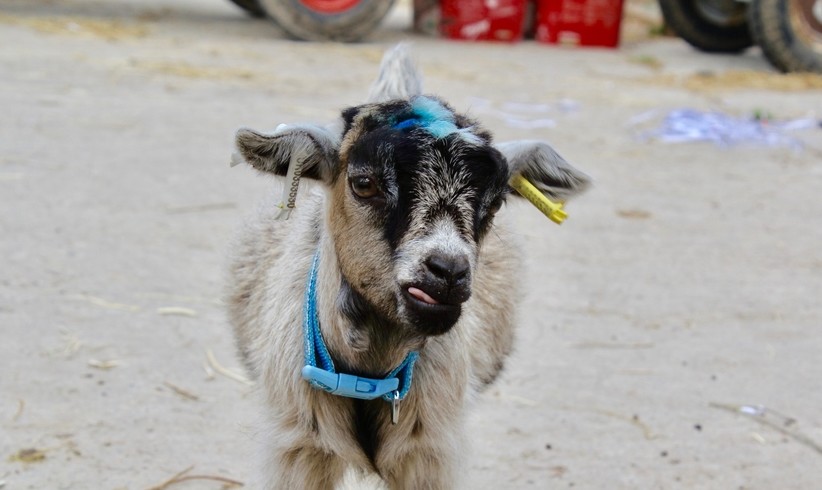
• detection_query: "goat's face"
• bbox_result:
[235,96,590,338]
[328,98,510,336]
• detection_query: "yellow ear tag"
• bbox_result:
[509,174,568,225]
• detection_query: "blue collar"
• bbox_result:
[301,252,419,402]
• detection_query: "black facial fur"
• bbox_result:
[338,97,513,338]
[343,105,511,251]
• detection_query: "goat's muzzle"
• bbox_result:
[401,252,472,336]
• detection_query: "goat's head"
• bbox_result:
[236,95,589,338]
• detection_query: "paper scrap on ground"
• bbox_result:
[635,109,819,149]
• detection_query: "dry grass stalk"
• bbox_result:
[710,402,822,455]
[8,448,46,464]
[205,349,253,386]
[88,359,122,370]
[13,399,25,422]
[163,382,200,401]
[157,306,198,317]
[145,466,243,490]
[203,362,216,380]
[70,294,139,312]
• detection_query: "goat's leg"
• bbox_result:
[254,445,345,490]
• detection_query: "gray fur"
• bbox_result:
[496,140,592,201]
[235,124,340,182]
[227,46,590,489]
[366,44,423,103]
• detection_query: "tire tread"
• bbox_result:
[658,0,753,53]
[749,0,822,72]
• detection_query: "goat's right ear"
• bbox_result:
[233,124,340,184]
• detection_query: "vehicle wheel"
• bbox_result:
[227,0,266,18]
[658,0,754,52]
[259,0,396,42]
[749,0,822,72]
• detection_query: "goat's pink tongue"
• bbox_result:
[408,287,439,305]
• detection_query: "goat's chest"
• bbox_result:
[332,396,428,470]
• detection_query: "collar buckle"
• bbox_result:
[302,366,400,400]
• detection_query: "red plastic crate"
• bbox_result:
[536,0,625,47]
[440,0,527,42]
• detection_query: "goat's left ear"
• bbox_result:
[233,124,340,184]
[496,141,592,201]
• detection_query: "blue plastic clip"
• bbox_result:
[301,366,400,400]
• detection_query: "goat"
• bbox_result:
[227,45,590,489]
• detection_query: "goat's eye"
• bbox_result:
[350,176,379,199]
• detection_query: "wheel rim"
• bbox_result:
[694,0,748,27]
[299,0,360,14]
[790,0,822,54]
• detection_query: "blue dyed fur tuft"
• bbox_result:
[394,96,482,145]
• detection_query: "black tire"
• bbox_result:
[259,0,395,42]
[658,0,754,53]
[749,0,822,72]
[227,0,266,18]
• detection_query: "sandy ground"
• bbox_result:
[2,0,822,488]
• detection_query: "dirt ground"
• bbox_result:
[2,0,822,488]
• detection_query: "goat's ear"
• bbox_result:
[496,141,591,201]
[234,124,340,184]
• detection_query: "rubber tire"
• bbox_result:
[658,0,754,53]
[227,0,266,18]
[749,0,822,72]
[259,0,396,42]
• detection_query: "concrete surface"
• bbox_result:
[2,0,822,488]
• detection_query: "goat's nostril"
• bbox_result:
[425,253,470,283]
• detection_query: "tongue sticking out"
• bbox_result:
[408,287,439,305]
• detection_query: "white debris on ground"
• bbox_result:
[634,108,820,149]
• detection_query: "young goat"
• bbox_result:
[228,46,590,489]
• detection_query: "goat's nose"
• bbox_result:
[425,253,470,285]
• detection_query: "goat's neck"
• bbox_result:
[315,234,422,378]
